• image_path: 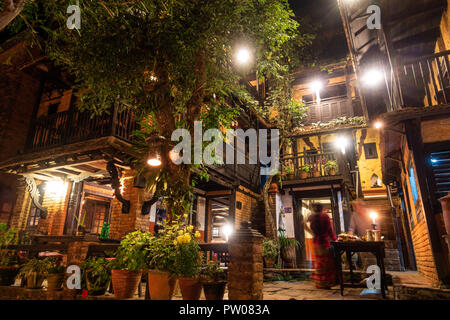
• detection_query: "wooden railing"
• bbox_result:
[303,96,358,124]
[281,151,341,180]
[26,107,137,151]
[398,50,450,108]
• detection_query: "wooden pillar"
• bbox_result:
[228,221,264,300]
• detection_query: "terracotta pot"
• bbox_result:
[147,270,176,300]
[47,273,64,291]
[111,269,142,299]
[26,272,45,289]
[86,270,111,296]
[0,266,19,286]
[439,194,450,234]
[328,169,337,176]
[178,277,202,300]
[287,174,295,180]
[312,170,320,178]
[300,171,308,179]
[263,257,276,268]
[281,246,296,268]
[202,281,227,300]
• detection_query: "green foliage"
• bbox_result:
[262,239,279,259]
[300,164,310,173]
[99,222,110,239]
[199,261,226,283]
[278,231,300,250]
[0,223,19,266]
[45,257,65,274]
[324,160,338,173]
[82,257,112,292]
[112,231,154,271]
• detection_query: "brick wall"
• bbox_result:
[235,186,259,230]
[109,171,150,240]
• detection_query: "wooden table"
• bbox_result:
[331,241,387,298]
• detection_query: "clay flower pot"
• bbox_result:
[147,269,176,300]
[300,171,308,179]
[26,272,45,289]
[0,266,19,286]
[111,269,142,299]
[202,281,227,300]
[47,273,65,291]
[312,170,320,178]
[281,246,296,268]
[328,169,337,176]
[178,277,202,300]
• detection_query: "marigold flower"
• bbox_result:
[178,230,184,235]
[173,240,178,246]
[187,225,194,231]
[183,214,188,218]
[183,234,191,243]
[195,231,201,238]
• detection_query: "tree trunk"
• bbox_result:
[0,0,28,32]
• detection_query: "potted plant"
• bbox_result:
[81,257,111,296]
[283,165,295,180]
[173,219,202,300]
[262,239,278,268]
[16,258,49,289]
[45,257,66,291]
[110,231,151,299]
[279,232,300,268]
[299,164,310,179]
[199,261,227,300]
[74,211,87,236]
[0,223,20,286]
[324,160,338,176]
[311,164,321,178]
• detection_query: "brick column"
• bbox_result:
[228,221,264,300]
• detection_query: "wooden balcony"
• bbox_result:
[280,151,352,185]
[398,50,450,108]
[26,107,137,152]
[302,96,361,124]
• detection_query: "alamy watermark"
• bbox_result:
[170,121,279,176]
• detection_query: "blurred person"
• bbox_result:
[348,199,372,237]
[303,203,337,289]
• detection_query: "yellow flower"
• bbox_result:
[178,230,184,236]
[173,240,178,246]
[176,235,184,244]
[183,214,188,218]
[194,231,201,238]
[183,234,191,243]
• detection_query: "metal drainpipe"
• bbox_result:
[387,184,406,271]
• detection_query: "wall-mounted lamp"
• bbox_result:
[335,136,349,154]
[147,151,162,167]
[235,47,251,66]
[223,224,233,242]
[361,68,384,87]
[45,180,67,197]
[374,120,406,135]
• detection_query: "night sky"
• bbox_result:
[289,0,348,63]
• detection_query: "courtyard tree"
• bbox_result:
[6,1,312,225]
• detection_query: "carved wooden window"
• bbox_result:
[364,143,378,159]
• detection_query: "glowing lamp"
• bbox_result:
[236,48,251,65]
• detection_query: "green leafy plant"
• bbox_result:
[82,257,112,294]
[0,223,20,266]
[99,222,110,240]
[199,261,226,283]
[278,231,300,250]
[324,160,338,174]
[300,164,310,173]
[146,214,202,277]
[111,231,154,271]
[283,164,294,175]
[45,257,65,274]
[262,239,279,259]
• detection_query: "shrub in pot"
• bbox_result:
[82,257,111,296]
[279,232,300,268]
[45,257,66,291]
[0,223,21,286]
[16,258,49,289]
[200,261,227,300]
[262,239,279,268]
[173,218,202,300]
[299,165,310,179]
[111,231,151,299]
[324,160,338,176]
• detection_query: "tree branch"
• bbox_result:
[0,0,29,32]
